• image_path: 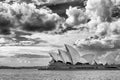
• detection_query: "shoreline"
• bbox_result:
[0,66,119,70]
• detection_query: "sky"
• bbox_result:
[0,1,90,66]
[0,30,90,66]
[0,0,120,66]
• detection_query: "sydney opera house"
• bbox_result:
[48,44,120,70]
[49,44,88,64]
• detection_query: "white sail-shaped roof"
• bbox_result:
[49,51,63,62]
[58,49,72,63]
[79,57,88,63]
[57,53,64,62]
[65,44,81,64]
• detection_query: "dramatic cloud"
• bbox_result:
[4,0,78,4]
[74,0,120,64]
[0,16,12,35]
[95,22,109,36]
[0,0,88,36]
[20,7,61,32]
[0,2,14,35]
[65,6,88,27]
[11,3,63,32]
[85,0,113,22]
[4,0,47,5]
[47,0,66,3]
[47,0,77,4]
[2,0,120,65]
[0,2,64,35]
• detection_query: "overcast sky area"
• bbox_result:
[0,0,120,66]
[0,0,87,66]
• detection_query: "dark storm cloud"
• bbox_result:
[0,2,63,35]
[22,20,56,32]
[11,3,63,33]
[5,0,46,5]
[0,15,13,35]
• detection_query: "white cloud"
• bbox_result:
[74,0,120,64]
[65,6,88,27]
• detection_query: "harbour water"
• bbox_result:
[0,69,120,80]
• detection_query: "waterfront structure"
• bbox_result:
[49,51,63,62]
[48,44,120,70]
[49,44,86,65]
[65,44,81,64]
[58,49,72,64]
